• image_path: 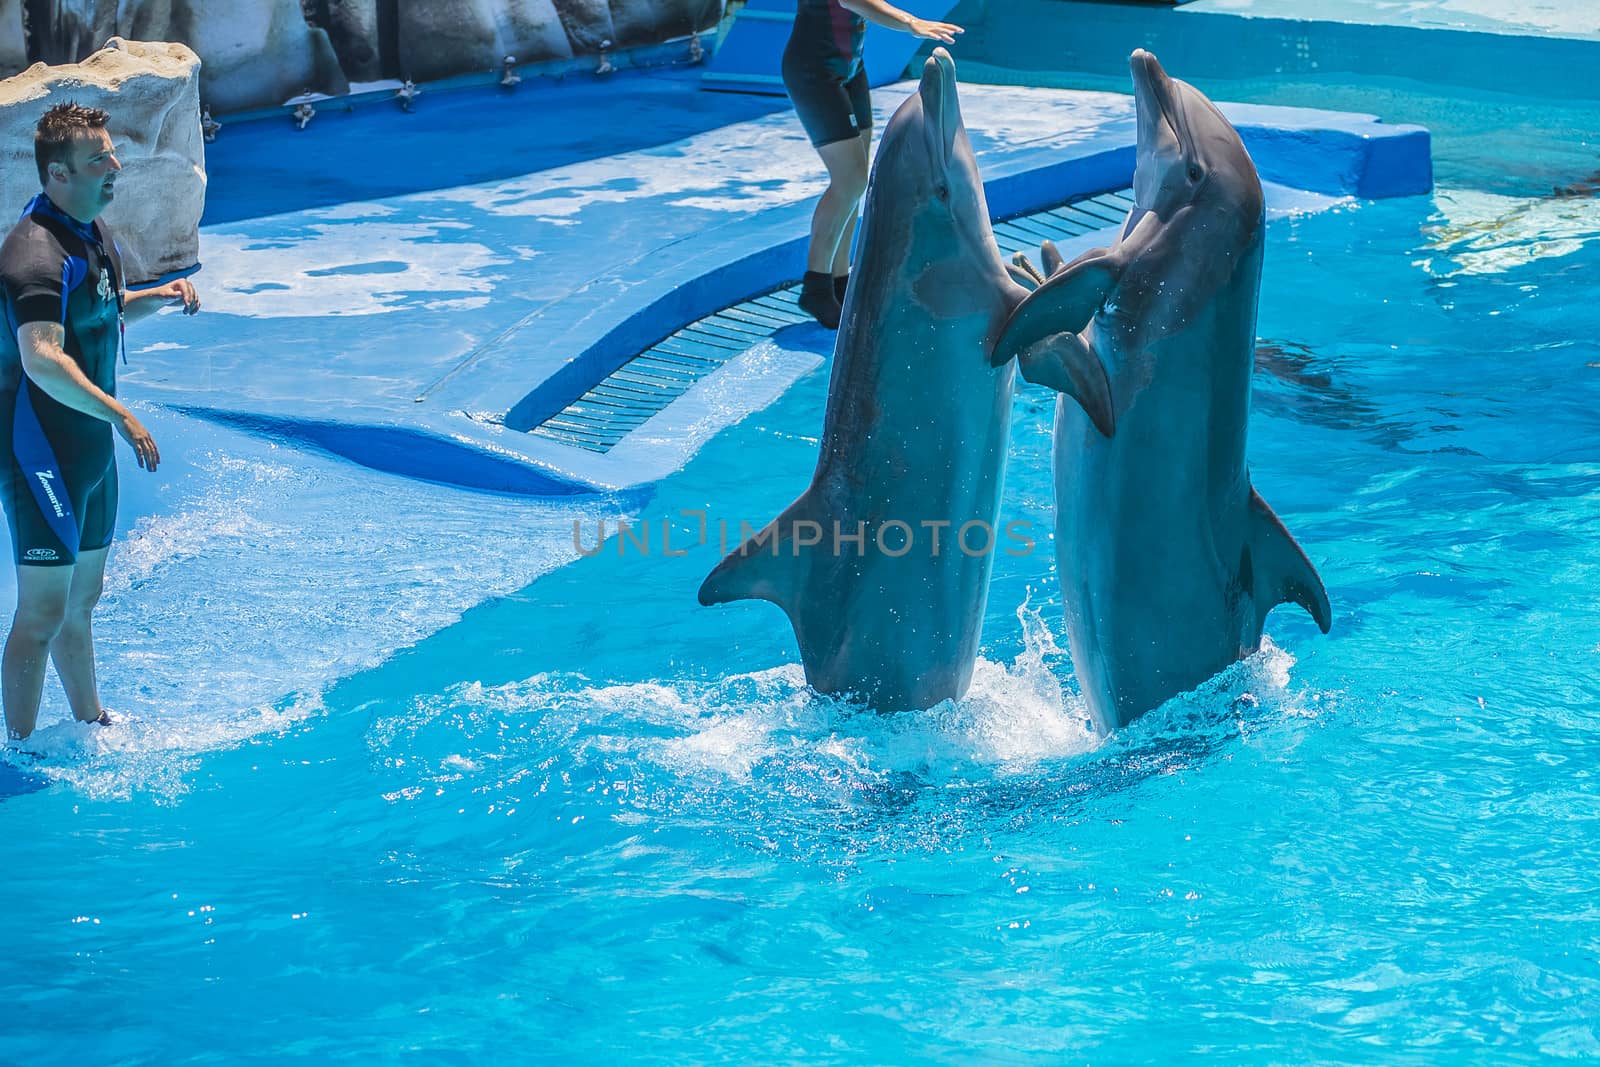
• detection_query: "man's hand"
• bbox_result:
[116,410,160,472]
[143,277,201,315]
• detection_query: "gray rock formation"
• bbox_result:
[2,1,723,114]
[0,0,24,75]
[611,0,717,48]
[555,0,615,55]
[11,1,347,113]
[301,0,388,85]
[398,1,574,84]
[0,38,204,282]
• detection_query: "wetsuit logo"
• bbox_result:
[97,267,113,303]
[33,470,65,518]
[24,548,57,561]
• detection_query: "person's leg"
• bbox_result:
[49,546,108,725]
[799,135,871,328]
[3,563,73,740]
[830,127,874,303]
[806,134,871,275]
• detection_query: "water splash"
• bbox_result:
[366,605,1327,867]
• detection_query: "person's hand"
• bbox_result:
[116,411,160,471]
[147,277,201,315]
[908,18,962,43]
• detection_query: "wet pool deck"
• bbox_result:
[126,32,1435,495]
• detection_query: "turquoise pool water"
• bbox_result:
[4,84,1600,1067]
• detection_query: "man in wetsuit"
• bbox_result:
[782,0,961,328]
[0,103,200,741]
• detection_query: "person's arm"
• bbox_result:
[122,276,200,324]
[16,322,160,471]
[838,0,962,42]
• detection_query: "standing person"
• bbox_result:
[0,103,200,741]
[782,0,962,329]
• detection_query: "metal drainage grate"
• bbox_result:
[529,188,1134,454]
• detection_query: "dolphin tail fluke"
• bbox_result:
[697,496,817,611]
[1247,486,1332,637]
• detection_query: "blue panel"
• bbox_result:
[704,0,962,95]
[861,1,963,86]
[701,1,795,96]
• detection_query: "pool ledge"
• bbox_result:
[171,87,1430,494]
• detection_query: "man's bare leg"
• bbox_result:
[50,546,108,726]
[4,563,73,740]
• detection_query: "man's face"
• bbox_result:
[51,128,121,222]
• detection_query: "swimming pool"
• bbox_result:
[3,16,1600,1067]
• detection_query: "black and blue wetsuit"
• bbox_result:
[0,194,124,567]
[782,0,872,148]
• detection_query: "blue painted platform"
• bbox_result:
[126,68,1430,495]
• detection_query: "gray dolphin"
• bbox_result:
[699,49,1114,711]
[993,49,1331,732]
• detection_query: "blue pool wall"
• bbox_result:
[940,0,1600,104]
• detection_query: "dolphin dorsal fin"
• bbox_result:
[697,493,821,613]
[1247,486,1332,636]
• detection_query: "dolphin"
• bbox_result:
[993,49,1331,732]
[698,49,1114,711]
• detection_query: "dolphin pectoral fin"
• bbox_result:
[1016,331,1116,437]
[1247,487,1332,635]
[697,496,817,611]
[992,253,1119,368]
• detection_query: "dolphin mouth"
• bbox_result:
[921,46,959,170]
[1129,49,1194,169]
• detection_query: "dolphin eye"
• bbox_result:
[933,182,950,201]
[1187,164,1204,182]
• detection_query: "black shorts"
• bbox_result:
[782,52,872,149]
[0,383,118,567]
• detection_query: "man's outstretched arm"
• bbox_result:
[122,276,200,324]
[16,322,160,471]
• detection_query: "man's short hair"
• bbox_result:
[34,102,110,187]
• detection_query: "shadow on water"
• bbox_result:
[202,67,791,224]
[1252,338,1480,456]
[0,758,47,801]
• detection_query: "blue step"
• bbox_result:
[528,187,1133,454]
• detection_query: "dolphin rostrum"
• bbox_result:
[993,49,1331,732]
[699,48,1115,711]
